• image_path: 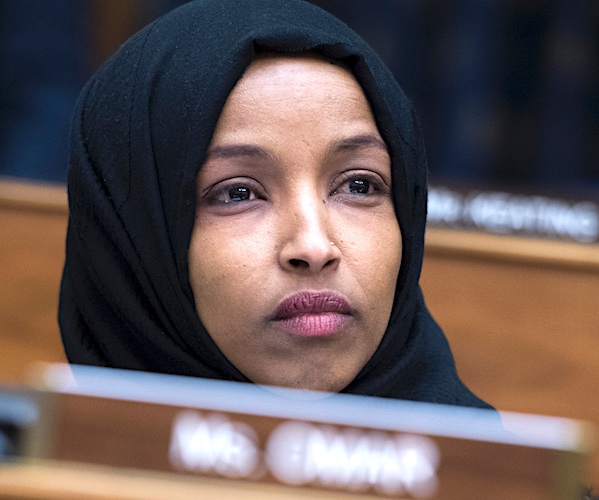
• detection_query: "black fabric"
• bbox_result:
[59,0,491,408]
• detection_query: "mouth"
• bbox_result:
[272,291,352,337]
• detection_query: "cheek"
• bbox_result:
[339,209,402,285]
[188,230,227,295]
[373,220,402,284]
[188,221,272,318]
[369,231,402,311]
[367,218,402,333]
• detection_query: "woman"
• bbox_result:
[59,0,491,408]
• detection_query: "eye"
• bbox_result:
[199,177,266,210]
[347,178,371,195]
[209,183,258,204]
[226,185,252,203]
[331,171,388,197]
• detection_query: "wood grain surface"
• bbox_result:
[0,179,67,383]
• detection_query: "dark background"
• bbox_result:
[1,0,597,201]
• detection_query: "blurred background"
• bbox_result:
[0,0,598,484]
[314,0,599,196]
[1,0,597,193]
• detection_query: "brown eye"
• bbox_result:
[228,185,251,202]
[348,178,370,194]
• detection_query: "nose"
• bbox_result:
[278,197,341,273]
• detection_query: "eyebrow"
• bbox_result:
[326,134,389,157]
[205,144,277,162]
[205,134,388,163]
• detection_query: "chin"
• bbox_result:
[259,371,353,394]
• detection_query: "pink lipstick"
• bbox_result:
[273,291,352,337]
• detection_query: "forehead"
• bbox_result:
[229,54,368,105]
[241,53,357,84]
[211,55,379,141]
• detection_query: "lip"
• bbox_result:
[272,291,352,337]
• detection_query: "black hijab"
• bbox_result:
[59,0,491,408]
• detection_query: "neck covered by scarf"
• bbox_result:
[60,0,491,409]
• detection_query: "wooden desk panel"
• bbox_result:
[421,229,599,484]
[0,179,68,383]
[0,460,380,500]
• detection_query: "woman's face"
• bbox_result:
[189,55,402,392]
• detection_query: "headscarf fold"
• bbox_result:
[60,0,491,408]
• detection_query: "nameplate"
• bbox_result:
[428,184,599,243]
[25,365,593,499]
